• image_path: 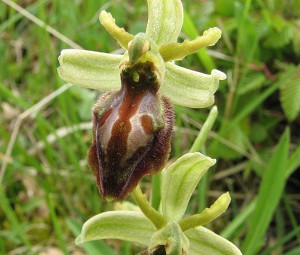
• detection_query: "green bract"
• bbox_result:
[76,152,241,255]
[57,0,226,108]
[161,153,216,222]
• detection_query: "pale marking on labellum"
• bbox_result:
[126,113,151,161]
[98,108,119,154]
[97,91,126,155]
[124,92,159,161]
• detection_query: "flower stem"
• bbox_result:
[132,185,167,229]
[179,192,231,231]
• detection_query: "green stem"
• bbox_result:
[189,106,218,153]
[132,185,166,229]
[179,192,231,231]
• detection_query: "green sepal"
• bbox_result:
[186,226,242,255]
[161,152,216,221]
[146,0,183,45]
[161,63,226,108]
[76,211,155,246]
[58,49,122,91]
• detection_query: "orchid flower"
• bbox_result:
[57,0,226,201]
[57,1,242,253]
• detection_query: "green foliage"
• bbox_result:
[1,0,299,254]
[242,129,290,255]
[279,66,300,121]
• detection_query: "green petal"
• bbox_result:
[161,152,216,222]
[179,192,231,231]
[161,63,226,108]
[159,27,222,62]
[99,11,134,50]
[146,0,183,45]
[58,49,122,91]
[76,211,155,246]
[186,227,242,255]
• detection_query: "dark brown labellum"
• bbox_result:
[88,61,174,200]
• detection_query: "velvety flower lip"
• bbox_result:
[57,0,226,109]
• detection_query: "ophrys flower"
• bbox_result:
[57,0,226,201]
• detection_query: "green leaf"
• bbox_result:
[285,144,300,179]
[263,16,293,48]
[76,211,155,246]
[57,49,122,91]
[186,227,242,255]
[284,246,300,255]
[242,129,290,255]
[161,63,226,108]
[146,0,183,45]
[161,152,216,221]
[292,21,300,55]
[279,69,300,121]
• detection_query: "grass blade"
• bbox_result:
[285,144,300,179]
[228,68,298,130]
[284,246,300,255]
[0,186,32,250]
[241,129,290,255]
[47,193,68,254]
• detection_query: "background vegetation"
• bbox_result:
[0,0,299,254]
